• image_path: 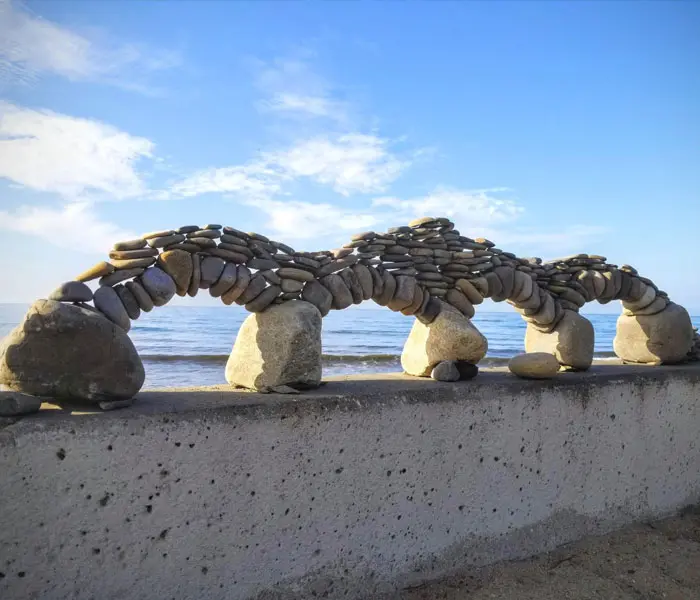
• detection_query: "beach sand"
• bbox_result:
[391,504,700,600]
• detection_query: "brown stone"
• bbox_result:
[158,250,193,295]
[76,261,114,283]
[109,248,159,260]
[187,254,201,297]
[113,238,147,251]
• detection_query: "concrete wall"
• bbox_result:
[1,365,699,600]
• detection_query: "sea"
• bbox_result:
[1,304,698,389]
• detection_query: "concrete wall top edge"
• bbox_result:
[2,364,699,442]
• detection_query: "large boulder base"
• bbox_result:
[0,300,144,403]
[525,309,594,370]
[225,300,322,391]
[401,302,487,377]
[613,302,693,365]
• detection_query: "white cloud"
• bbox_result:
[0,101,154,198]
[0,0,180,92]
[265,134,408,195]
[172,133,409,199]
[246,198,378,245]
[262,92,348,122]
[254,57,347,123]
[170,162,281,199]
[0,201,135,254]
[372,187,524,230]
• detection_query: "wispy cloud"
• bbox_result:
[254,57,348,123]
[171,133,411,199]
[0,101,155,199]
[0,0,180,94]
[266,133,409,195]
[0,201,136,253]
[372,187,523,229]
[244,198,378,245]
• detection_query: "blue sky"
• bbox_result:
[0,0,698,312]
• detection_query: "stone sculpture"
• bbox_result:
[1,216,697,405]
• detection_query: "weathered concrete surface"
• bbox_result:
[1,365,699,600]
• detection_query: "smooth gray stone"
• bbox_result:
[0,300,144,402]
[99,399,133,411]
[49,281,93,302]
[94,286,131,331]
[0,391,42,416]
[199,257,226,288]
[247,257,280,271]
[301,281,333,316]
[209,262,238,298]
[431,360,461,382]
[139,267,176,307]
[125,280,154,312]
[115,284,141,320]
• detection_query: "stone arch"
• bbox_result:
[60,218,697,370]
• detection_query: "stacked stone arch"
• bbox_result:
[1,216,698,402]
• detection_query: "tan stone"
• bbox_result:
[225,301,322,390]
[525,310,594,370]
[401,302,487,376]
[76,261,114,283]
[158,250,193,294]
[613,302,693,364]
[508,352,560,379]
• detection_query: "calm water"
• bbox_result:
[1,303,698,389]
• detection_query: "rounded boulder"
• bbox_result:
[401,302,487,377]
[0,300,144,402]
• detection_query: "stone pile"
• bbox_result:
[26,215,693,392]
[56,219,681,339]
